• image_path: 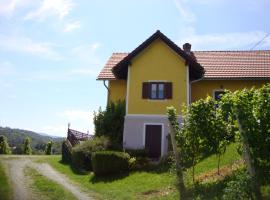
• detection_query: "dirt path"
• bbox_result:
[2,157,94,200]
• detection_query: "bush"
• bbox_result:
[62,140,72,163]
[92,151,130,176]
[94,101,125,148]
[71,136,110,170]
[125,149,149,158]
[222,170,253,200]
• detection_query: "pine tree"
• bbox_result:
[23,137,32,155]
[0,135,11,154]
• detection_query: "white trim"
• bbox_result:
[143,123,165,157]
[213,89,225,100]
[186,65,190,105]
[126,65,131,114]
[147,99,168,102]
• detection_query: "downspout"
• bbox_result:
[103,80,110,106]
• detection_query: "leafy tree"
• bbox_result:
[94,100,125,149]
[0,135,11,154]
[45,141,53,155]
[23,137,32,155]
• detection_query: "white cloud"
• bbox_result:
[24,0,74,21]
[63,20,81,32]
[40,125,67,137]
[0,34,61,59]
[57,109,94,135]
[72,43,102,65]
[172,0,196,23]
[0,0,30,17]
[178,30,270,50]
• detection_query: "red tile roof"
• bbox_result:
[97,50,270,80]
[97,53,128,80]
[194,51,270,79]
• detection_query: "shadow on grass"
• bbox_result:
[58,160,89,175]
[89,172,130,184]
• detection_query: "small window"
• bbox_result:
[150,83,165,99]
[142,82,172,100]
[214,90,225,101]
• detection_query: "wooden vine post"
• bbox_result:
[167,107,186,200]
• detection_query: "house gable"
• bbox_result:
[127,38,188,115]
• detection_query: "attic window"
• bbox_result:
[142,82,172,100]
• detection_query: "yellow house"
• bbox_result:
[97,30,270,158]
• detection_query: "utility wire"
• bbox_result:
[250,32,270,50]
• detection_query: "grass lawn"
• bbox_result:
[0,159,12,200]
[35,143,242,200]
[25,166,77,200]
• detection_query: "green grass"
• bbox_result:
[0,160,12,200]
[25,166,77,200]
[192,143,241,176]
[35,143,241,200]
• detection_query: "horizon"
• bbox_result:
[1,0,270,137]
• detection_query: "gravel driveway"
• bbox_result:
[1,156,93,200]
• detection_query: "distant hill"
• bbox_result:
[0,126,65,154]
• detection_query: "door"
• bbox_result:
[145,125,162,158]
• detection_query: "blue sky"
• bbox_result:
[0,0,270,137]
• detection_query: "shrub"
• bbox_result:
[94,101,125,148]
[45,141,53,155]
[62,140,72,163]
[92,151,130,176]
[222,170,253,200]
[0,135,11,154]
[125,149,148,158]
[71,136,110,170]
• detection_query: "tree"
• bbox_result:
[45,141,53,155]
[94,100,125,149]
[23,137,32,155]
[0,135,11,154]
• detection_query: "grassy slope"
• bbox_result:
[37,143,241,200]
[25,167,77,200]
[0,160,12,200]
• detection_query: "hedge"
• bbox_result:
[62,140,72,163]
[92,151,130,176]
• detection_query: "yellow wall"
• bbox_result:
[127,39,187,115]
[191,80,269,102]
[108,80,127,102]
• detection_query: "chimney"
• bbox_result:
[183,43,191,54]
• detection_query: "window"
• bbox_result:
[142,82,172,100]
[214,90,225,101]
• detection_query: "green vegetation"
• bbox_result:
[71,136,110,170]
[25,166,77,200]
[23,137,32,155]
[92,151,130,176]
[94,100,125,149]
[37,143,242,200]
[0,126,64,154]
[0,160,12,200]
[45,141,53,155]
[0,135,11,154]
[62,140,72,163]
